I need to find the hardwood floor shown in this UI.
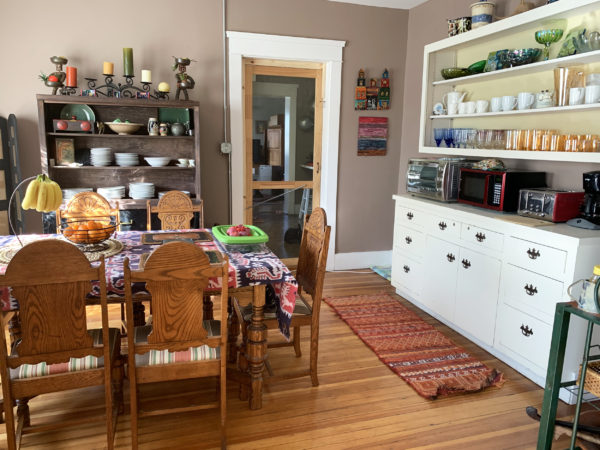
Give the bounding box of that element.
[0,270,588,449]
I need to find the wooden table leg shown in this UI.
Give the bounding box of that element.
[246,285,266,410]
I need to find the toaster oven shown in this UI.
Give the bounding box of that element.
[406,158,476,202]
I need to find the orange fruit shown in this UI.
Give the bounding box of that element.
[87,220,100,230]
[88,229,104,241]
[63,227,74,238]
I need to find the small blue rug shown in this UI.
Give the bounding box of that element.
[371,265,391,281]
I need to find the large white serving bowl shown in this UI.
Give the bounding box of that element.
[144,157,171,167]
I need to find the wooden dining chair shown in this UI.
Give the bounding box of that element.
[56,191,120,232]
[124,241,229,449]
[233,207,331,386]
[146,190,204,231]
[0,240,123,450]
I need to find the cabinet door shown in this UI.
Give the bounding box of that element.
[421,235,459,321]
[391,251,422,296]
[454,247,501,346]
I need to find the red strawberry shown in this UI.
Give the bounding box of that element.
[48,75,59,82]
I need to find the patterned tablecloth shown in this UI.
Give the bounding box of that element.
[0,230,298,338]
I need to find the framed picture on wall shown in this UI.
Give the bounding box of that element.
[55,138,75,166]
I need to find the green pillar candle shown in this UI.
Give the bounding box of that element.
[123,48,133,76]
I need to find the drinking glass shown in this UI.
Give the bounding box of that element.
[475,129,487,149]
[466,129,477,149]
[443,128,454,148]
[492,130,506,150]
[550,134,566,152]
[434,128,444,147]
[484,129,495,149]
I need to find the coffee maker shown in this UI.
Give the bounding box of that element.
[567,171,600,230]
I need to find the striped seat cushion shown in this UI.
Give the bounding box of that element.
[10,328,120,380]
[133,321,221,367]
[241,294,312,322]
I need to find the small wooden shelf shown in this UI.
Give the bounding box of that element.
[429,103,600,119]
[432,50,600,87]
[420,146,600,162]
[47,132,193,139]
[52,165,194,170]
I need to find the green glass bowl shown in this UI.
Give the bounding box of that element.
[441,67,471,80]
[467,60,486,74]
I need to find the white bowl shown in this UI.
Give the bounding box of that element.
[144,157,171,167]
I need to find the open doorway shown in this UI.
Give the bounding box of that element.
[244,60,323,261]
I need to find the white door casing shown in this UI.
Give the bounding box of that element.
[227,31,346,270]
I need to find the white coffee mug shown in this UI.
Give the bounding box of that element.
[189,159,196,167]
[448,103,459,115]
[464,101,476,114]
[585,85,600,104]
[517,92,535,110]
[458,102,468,115]
[476,100,489,114]
[502,95,517,111]
[491,97,502,112]
[569,87,586,105]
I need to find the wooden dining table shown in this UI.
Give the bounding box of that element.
[0,229,298,410]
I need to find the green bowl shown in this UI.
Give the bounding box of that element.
[441,67,471,80]
[468,60,486,74]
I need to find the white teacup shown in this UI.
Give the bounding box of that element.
[464,101,476,114]
[458,102,468,115]
[476,100,489,114]
[177,158,189,167]
[189,159,196,167]
[517,92,535,110]
[491,97,502,112]
[585,85,600,104]
[569,87,586,105]
[448,103,459,115]
[502,95,517,111]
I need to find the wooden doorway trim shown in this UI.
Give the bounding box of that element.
[243,59,324,224]
[228,32,345,270]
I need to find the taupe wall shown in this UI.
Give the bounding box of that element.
[0,0,408,256]
[399,0,600,195]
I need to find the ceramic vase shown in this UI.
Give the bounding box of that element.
[471,1,495,29]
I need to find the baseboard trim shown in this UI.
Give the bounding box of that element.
[333,250,392,271]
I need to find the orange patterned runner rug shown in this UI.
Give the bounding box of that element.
[324,292,504,399]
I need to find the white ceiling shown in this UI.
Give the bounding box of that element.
[328,0,429,9]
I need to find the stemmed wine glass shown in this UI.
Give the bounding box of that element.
[535,29,564,61]
[434,128,444,147]
[443,128,454,148]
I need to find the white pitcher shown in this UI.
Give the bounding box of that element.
[442,89,468,109]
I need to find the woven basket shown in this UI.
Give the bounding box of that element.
[578,361,600,397]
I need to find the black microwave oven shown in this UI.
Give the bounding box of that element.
[458,168,546,211]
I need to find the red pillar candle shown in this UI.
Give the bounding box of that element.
[66,66,77,87]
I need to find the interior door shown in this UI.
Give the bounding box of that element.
[243,59,323,261]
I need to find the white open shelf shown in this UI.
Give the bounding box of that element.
[420,146,600,163]
[429,102,600,119]
[432,50,600,87]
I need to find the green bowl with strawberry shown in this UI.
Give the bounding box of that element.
[212,225,269,244]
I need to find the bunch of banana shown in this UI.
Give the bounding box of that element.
[21,174,63,212]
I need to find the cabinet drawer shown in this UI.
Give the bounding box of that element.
[393,225,425,258]
[396,205,428,229]
[426,214,461,239]
[391,253,422,296]
[461,224,503,252]
[505,237,567,280]
[495,303,552,372]
[502,264,564,324]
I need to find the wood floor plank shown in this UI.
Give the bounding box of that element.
[0,270,587,449]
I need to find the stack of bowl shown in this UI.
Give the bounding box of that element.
[62,187,93,200]
[114,153,139,167]
[97,186,125,199]
[90,148,113,166]
[129,182,155,199]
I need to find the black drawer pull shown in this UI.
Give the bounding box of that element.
[527,248,541,260]
[524,284,538,296]
[439,221,447,230]
[461,259,471,269]
[407,212,414,220]
[520,324,533,337]
[475,232,486,242]
[446,253,455,262]
[403,265,410,273]
[405,236,412,244]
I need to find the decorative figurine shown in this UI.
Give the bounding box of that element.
[378,68,390,110]
[355,68,367,110]
[366,78,379,110]
[39,56,68,95]
[172,57,196,100]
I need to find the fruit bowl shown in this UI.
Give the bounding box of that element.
[61,218,117,247]
[211,225,269,244]
[106,122,143,135]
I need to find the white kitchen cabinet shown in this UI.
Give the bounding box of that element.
[419,0,600,163]
[392,194,600,403]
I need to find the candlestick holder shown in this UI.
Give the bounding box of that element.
[61,86,78,96]
[84,74,167,100]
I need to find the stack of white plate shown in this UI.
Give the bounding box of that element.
[90,147,113,166]
[129,182,155,199]
[63,187,93,200]
[158,190,190,199]
[114,153,139,167]
[97,186,126,199]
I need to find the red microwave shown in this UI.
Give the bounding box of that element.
[458,168,546,212]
